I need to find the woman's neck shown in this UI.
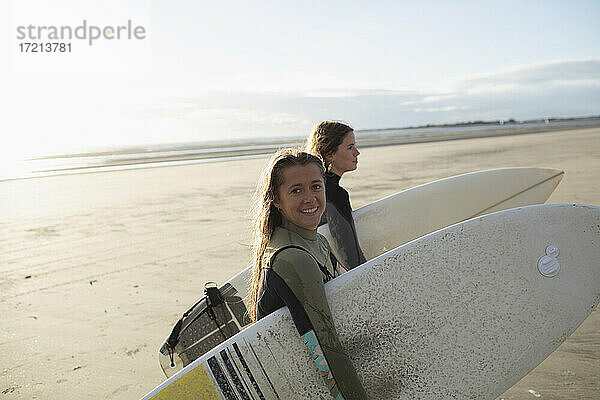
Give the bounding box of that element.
[329,166,344,177]
[281,218,318,240]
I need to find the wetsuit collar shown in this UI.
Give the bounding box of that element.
[326,171,341,185]
[281,218,318,241]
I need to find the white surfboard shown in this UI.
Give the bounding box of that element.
[320,167,565,260]
[145,204,600,399]
[158,167,563,376]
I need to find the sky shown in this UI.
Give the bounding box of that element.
[1,0,599,158]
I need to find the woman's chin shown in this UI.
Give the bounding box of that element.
[295,214,322,230]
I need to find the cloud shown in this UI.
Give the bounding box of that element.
[414,106,464,113]
[408,59,600,122]
[295,58,600,127]
[463,59,600,87]
[138,58,600,141]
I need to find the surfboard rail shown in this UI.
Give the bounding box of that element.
[157,167,564,379]
[145,204,600,399]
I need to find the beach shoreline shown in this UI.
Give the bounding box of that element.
[5,120,600,183]
[1,127,599,399]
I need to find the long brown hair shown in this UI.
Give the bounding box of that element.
[248,148,325,322]
[305,120,353,170]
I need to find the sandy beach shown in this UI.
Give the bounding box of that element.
[1,127,599,399]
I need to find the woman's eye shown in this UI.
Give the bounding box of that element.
[312,184,322,190]
[291,188,301,194]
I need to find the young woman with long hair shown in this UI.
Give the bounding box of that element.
[248,148,368,400]
[306,120,366,270]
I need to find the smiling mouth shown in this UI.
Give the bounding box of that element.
[300,206,319,214]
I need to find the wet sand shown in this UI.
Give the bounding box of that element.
[1,127,599,399]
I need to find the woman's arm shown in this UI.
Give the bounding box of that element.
[325,197,367,269]
[269,248,368,399]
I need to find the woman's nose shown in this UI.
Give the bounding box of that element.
[355,148,360,156]
[303,192,315,202]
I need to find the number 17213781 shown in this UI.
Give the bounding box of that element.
[19,42,72,52]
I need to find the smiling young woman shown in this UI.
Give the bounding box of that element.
[273,163,325,231]
[306,120,366,270]
[248,148,368,400]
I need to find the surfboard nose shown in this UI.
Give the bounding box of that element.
[528,167,564,198]
[534,167,564,184]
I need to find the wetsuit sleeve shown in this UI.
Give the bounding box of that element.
[264,269,313,335]
[271,248,369,400]
[325,198,367,269]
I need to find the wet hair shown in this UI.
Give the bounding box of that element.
[305,120,354,170]
[248,148,325,322]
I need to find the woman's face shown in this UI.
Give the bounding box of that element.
[274,163,325,230]
[327,131,360,176]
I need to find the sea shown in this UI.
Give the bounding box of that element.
[3,119,599,182]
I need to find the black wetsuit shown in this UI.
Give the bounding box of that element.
[257,219,368,400]
[321,171,366,270]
